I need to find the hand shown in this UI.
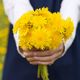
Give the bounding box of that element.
[21,43,65,65]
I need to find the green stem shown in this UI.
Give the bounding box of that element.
[38,65,49,80]
[38,65,42,78]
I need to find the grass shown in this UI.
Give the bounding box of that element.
[0,0,9,80]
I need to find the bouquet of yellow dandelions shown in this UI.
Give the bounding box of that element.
[13,8,74,80]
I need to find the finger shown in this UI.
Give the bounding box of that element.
[23,52,33,57]
[23,51,53,57]
[29,60,55,65]
[26,51,62,62]
[29,53,60,65]
[23,48,62,58]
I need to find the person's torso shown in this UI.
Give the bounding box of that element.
[30,0,62,12]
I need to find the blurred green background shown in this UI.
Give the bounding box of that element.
[0,0,9,80]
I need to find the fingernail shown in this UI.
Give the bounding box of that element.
[23,52,28,56]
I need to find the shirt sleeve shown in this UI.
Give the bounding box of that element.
[60,0,79,56]
[14,0,33,24]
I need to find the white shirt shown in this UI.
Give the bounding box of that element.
[3,0,80,58]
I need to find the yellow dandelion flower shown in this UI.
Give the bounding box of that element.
[29,27,51,50]
[63,18,74,40]
[51,32,63,49]
[30,16,47,28]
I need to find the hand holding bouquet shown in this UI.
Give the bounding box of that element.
[13,8,74,80]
